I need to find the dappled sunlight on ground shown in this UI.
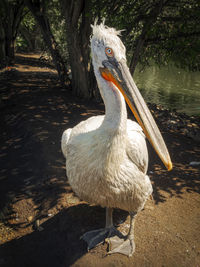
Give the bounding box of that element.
[0,54,199,266]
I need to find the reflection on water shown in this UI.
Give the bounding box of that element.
[134,64,200,116]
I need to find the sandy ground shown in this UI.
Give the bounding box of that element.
[0,54,200,267]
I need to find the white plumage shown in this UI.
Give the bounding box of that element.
[62,22,171,256]
[63,115,152,212]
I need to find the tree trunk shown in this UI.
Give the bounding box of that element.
[4,1,15,64]
[19,25,35,51]
[25,0,70,87]
[130,0,166,75]
[60,0,95,99]
[66,21,90,97]
[130,36,145,75]
[0,0,25,65]
[5,37,15,65]
[0,19,6,66]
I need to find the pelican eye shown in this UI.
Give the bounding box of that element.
[105,47,114,57]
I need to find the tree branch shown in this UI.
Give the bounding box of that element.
[146,31,200,44]
[129,0,167,74]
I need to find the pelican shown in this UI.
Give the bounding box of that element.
[61,22,172,256]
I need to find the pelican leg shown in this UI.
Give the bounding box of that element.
[81,208,120,251]
[108,212,137,257]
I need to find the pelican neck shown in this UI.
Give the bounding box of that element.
[97,75,127,134]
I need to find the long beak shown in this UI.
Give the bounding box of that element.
[99,58,172,171]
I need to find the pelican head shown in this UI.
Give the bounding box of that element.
[91,22,172,171]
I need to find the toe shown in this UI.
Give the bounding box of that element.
[81,228,110,250]
[108,239,135,257]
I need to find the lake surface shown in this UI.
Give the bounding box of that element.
[134,64,200,116]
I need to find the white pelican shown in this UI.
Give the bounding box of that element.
[62,23,172,256]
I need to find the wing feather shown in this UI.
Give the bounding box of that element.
[126,120,148,174]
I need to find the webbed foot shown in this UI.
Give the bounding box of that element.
[81,226,120,250]
[107,235,135,257]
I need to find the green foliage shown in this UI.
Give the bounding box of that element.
[89,0,200,71]
[16,35,28,49]
[14,0,200,72]
[47,0,69,64]
[22,8,35,30]
[16,8,45,52]
[141,0,200,70]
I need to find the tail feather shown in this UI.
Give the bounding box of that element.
[61,128,72,158]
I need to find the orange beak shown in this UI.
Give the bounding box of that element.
[99,59,172,171]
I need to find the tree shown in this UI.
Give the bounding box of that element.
[103,0,200,73]
[59,0,95,98]
[0,0,25,66]
[143,0,200,71]
[25,0,70,86]
[0,17,6,63]
[57,0,200,98]
[1,0,199,97]
[18,10,43,51]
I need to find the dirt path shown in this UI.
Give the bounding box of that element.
[0,54,200,267]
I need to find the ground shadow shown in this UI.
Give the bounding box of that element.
[0,204,128,267]
[147,130,200,204]
[0,59,104,232]
[0,53,200,266]
[1,54,200,218]
[15,54,55,70]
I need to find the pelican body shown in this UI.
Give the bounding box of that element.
[62,23,172,256]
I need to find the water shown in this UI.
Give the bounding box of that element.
[134,64,200,116]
